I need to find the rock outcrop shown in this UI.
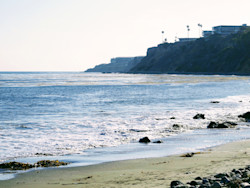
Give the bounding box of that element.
[139,137,151,143]
[238,112,250,122]
[0,160,69,170]
[207,121,237,129]
[193,114,205,119]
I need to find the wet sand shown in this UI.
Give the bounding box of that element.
[1,140,250,188]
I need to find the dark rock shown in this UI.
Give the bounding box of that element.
[171,180,184,188]
[193,114,205,119]
[211,181,222,188]
[36,160,68,167]
[173,124,182,129]
[0,160,69,171]
[217,123,230,128]
[199,183,211,188]
[0,162,34,170]
[139,137,151,143]
[195,177,203,180]
[189,180,202,186]
[229,172,235,177]
[202,178,210,184]
[238,112,250,122]
[208,177,221,184]
[207,121,219,128]
[239,168,244,172]
[210,101,220,103]
[242,171,250,178]
[235,170,243,175]
[235,173,242,178]
[170,117,176,119]
[181,153,195,157]
[221,176,231,184]
[228,179,243,187]
[153,140,163,144]
[246,166,250,171]
[207,121,237,129]
[214,173,229,178]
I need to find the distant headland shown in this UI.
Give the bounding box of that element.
[85,24,250,75]
[85,56,144,73]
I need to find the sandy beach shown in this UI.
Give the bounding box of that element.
[0,139,250,188]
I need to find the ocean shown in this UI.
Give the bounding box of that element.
[0,72,250,179]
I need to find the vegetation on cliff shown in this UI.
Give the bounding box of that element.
[130,28,250,75]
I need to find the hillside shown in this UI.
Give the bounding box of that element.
[129,28,250,75]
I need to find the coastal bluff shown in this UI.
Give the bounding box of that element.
[85,56,144,73]
[85,28,250,75]
[130,28,250,75]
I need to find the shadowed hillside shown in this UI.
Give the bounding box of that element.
[130,28,250,75]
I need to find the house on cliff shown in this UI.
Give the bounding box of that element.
[203,24,249,37]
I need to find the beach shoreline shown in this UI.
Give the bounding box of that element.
[1,139,250,188]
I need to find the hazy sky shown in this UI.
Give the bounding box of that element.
[0,0,249,71]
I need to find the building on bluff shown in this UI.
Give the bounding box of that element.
[203,24,249,37]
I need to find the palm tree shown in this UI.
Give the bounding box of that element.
[161,31,164,43]
[187,25,190,39]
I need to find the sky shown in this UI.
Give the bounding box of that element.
[0,0,249,71]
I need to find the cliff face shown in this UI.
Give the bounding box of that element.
[85,56,144,73]
[130,29,250,75]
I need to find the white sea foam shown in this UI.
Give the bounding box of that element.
[0,73,250,163]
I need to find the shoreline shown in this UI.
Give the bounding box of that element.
[1,125,250,180]
[1,139,250,188]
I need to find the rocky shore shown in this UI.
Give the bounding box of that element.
[171,165,250,188]
[1,140,250,188]
[1,111,249,171]
[138,112,249,143]
[0,111,250,188]
[168,112,250,188]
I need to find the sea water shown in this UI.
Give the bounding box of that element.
[0,72,250,179]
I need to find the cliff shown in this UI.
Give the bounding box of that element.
[85,56,144,73]
[130,28,250,75]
